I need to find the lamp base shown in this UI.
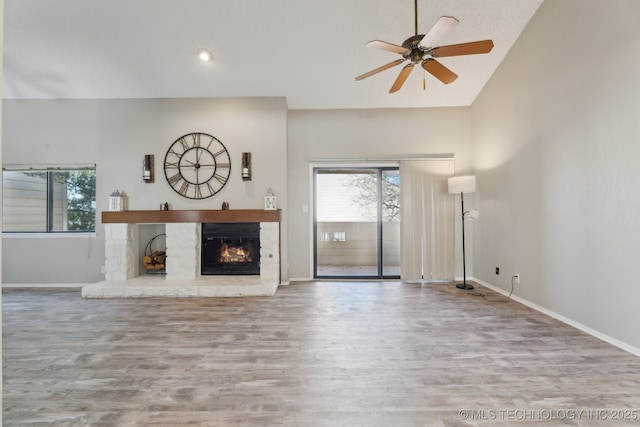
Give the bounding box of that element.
[455,283,474,290]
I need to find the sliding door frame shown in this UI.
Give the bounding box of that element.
[312,165,400,280]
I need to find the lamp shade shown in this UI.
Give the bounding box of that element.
[448,175,476,194]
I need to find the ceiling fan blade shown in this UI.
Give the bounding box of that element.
[422,59,458,84]
[419,16,459,48]
[431,40,494,57]
[365,40,410,55]
[355,59,406,81]
[389,63,415,93]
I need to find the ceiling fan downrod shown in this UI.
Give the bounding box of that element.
[414,0,419,37]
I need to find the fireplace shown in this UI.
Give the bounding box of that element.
[88,210,280,298]
[201,222,261,275]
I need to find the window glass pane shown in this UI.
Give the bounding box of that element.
[316,171,377,222]
[382,170,401,276]
[2,168,96,233]
[316,170,378,276]
[2,171,48,232]
[50,170,96,232]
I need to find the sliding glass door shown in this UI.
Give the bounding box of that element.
[381,169,401,277]
[314,167,400,279]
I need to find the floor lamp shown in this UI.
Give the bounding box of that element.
[447,175,476,290]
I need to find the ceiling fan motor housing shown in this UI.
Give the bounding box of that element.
[402,35,430,63]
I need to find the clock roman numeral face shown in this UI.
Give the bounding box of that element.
[163,132,231,199]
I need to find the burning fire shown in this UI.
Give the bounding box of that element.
[218,242,253,263]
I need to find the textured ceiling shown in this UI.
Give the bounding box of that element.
[2,0,544,109]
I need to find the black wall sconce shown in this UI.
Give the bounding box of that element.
[143,154,154,183]
[241,152,252,181]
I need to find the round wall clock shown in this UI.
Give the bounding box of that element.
[163,132,231,199]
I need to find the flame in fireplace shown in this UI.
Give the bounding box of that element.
[218,242,253,263]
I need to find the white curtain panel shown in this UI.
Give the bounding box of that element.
[399,160,454,281]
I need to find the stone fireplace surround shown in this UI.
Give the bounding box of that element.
[81,209,281,298]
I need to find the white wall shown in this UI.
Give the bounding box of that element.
[287,108,472,279]
[471,0,640,349]
[4,98,472,284]
[1,0,5,410]
[2,97,288,283]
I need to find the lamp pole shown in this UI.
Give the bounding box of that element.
[457,191,474,290]
[447,175,476,291]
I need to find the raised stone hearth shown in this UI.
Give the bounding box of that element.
[82,209,281,298]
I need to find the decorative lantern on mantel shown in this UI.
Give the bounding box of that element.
[108,190,125,211]
[264,188,277,210]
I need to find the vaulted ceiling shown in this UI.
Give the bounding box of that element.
[3,0,543,109]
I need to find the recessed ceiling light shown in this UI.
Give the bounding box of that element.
[197,48,212,62]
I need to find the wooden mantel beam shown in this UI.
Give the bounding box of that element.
[102,209,281,224]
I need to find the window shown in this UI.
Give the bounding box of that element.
[2,165,96,233]
[333,231,346,242]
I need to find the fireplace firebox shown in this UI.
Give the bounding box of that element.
[201,223,260,275]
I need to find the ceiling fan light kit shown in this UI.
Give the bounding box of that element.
[356,0,494,93]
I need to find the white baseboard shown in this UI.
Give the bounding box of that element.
[472,277,640,358]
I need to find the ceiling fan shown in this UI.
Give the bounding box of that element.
[356,0,494,93]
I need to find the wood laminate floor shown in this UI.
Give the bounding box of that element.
[3,282,640,426]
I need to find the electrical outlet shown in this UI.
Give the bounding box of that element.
[514,274,520,284]
[495,267,500,275]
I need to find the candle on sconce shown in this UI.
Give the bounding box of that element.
[241,152,252,181]
[143,154,154,183]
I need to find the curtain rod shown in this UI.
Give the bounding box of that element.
[3,163,96,171]
[309,154,454,162]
